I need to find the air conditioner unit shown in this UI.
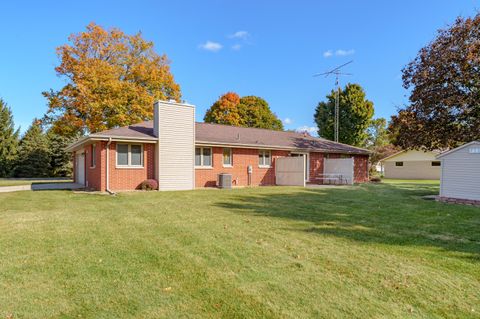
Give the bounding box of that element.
[218,173,232,189]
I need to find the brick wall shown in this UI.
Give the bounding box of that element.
[85,141,105,191]
[308,152,325,183]
[108,142,155,191]
[74,143,369,191]
[195,147,289,187]
[353,155,369,183]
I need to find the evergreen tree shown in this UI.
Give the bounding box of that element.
[0,99,19,177]
[46,129,74,177]
[15,120,51,177]
[314,83,374,147]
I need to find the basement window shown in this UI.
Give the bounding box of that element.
[116,144,143,167]
[259,150,271,167]
[431,161,441,166]
[395,161,403,167]
[195,147,212,167]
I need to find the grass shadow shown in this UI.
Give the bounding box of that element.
[214,183,480,260]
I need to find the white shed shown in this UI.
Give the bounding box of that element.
[437,141,480,203]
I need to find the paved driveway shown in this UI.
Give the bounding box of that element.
[0,183,84,193]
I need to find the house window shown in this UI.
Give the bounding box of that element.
[116,144,143,167]
[90,143,96,168]
[395,161,403,167]
[469,147,480,154]
[195,147,212,167]
[431,161,441,166]
[259,150,271,167]
[223,148,232,166]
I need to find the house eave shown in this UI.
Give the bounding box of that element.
[195,140,370,155]
[65,135,157,152]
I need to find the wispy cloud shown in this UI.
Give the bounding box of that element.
[231,44,242,51]
[335,49,355,56]
[323,49,355,58]
[283,118,292,125]
[199,41,223,52]
[296,126,317,136]
[229,31,249,40]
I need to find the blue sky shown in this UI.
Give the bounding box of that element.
[0,0,478,134]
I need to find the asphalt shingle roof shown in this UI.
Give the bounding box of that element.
[90,120,369,155]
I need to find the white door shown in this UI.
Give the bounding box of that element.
[291,153,309,181]
[76,153,85,185]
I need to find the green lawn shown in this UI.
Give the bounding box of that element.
[1,182,479,318]
[0,178,72,187]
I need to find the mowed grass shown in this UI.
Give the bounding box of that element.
[1,182,479,318]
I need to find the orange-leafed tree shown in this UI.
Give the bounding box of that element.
[43,23,181,136]
[204,92,284,130]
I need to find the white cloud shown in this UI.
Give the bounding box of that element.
[231,44,242,50]
[335,49,355,56]
[296,126,317,135]
[199,41,223,52]
[323,49,355,58]
[229,31,249,40]
[283,117,292,125]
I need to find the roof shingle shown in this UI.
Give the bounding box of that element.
[89,120,369,154]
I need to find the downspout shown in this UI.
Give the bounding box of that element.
[105,138,115,195]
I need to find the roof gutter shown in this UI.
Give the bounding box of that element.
[195,141,370,155]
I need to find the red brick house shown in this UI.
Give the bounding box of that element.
[66,101,369,192]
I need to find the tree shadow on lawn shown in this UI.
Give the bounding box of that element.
[214,183,480,261]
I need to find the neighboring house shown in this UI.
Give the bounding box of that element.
[380,150,441,179]
[66,101,370,191]
[437,141,480,205]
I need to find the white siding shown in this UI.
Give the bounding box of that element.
[155,101,195,191]
[384,161,440,179]
[440,142,480,201]
[384,150,438,162]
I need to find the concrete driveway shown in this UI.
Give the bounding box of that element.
[0,183,84,193]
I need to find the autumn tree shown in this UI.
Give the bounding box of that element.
[314,83,374,147]
[390,14,480,150]
[365,117,399,168]
[204,92,284,130]
[14,120,51,178]
[0,99,19,177]
[43,23,181,136]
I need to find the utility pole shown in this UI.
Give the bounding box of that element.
[313,60,353,143]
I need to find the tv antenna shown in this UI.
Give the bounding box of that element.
[313,60,353,143]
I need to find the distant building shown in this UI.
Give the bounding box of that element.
[380,150,441,179]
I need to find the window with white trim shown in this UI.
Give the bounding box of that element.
[259,150,271,167]
[195,147,212,167]
[116,144,143,167]
[90,143,96,168]
[223,148,232,166]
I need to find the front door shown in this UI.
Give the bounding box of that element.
[291,153,309,181]
[76,153,85,185]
